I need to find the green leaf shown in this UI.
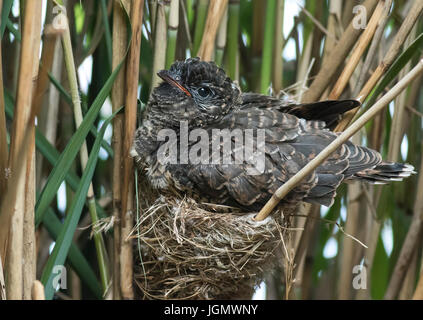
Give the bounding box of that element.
[41,109,121,300]
[34,49,128,226]
[42,209,103,299]
[6,18,21,41]
[47,73,114,158]
[0,0,13,38]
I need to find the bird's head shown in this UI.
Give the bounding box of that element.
[147,57,241,128]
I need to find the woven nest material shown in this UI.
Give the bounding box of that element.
[132,177,297,300]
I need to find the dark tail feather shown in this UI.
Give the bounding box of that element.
[353,162,416,184]
[285,100,360,130]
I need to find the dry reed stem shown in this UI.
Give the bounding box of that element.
[384,146,423,299]
[148,0,157,36]
[353,0,392,96]
[291,1,340,289]
[111,0,131,300]
[0,0,42,300]
[336,0,423,131]
[36,4,64,188]
[23,26,60,301]
[399,250,418,299]
[387,25,417,162]
[348,7,422,298]
[296,34,313,100]
[298,2,335,42]
[31,280,45,300]
[165,0,179,68]
[168,0,179,30]
[323,0,342,65]
[216,7,228,50]
[292,204,319,281]
[254,59,423,222]
[413,268,423,300]
[197,0,228,61]
[0,40,7,196]
[151,3,167,89]
[120,184,134,299]
[327,1,385,101]
[120,0,145,300]
[179,0,192,49]
[0,255,5,300]
[23,52,39,300]
[338,134,362,299]
[354,185,377,300]
[301,0,378,103]
[272,0,284,94]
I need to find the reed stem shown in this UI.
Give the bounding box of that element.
[260,0,277,94]
[226,0,240,81]
[166,0,179,68]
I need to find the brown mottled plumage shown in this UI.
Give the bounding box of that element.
[131,58,415,212]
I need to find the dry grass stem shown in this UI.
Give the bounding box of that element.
[0,0,43,300]
[272,0,284,94]
[339,134,362,299]
[413,269,423,299]
[337,0,423,130]
[111,0,131,300]
[23,24,59,301]
[298,2,336,41]
[328,0,385,101]
[353,0,393,96]
[0,40,7,195]
[151,3,167,89]
[216,7,228,50]
[387,25,417,162]
[0,255,5,300]
[31,280,45,300]
[120,0,145,300]
[384,147,423,299]
[197,0,228,61]
[301,0,378,103]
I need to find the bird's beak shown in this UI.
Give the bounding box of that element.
[157,70,192,97]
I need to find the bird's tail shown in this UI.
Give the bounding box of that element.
[351,162,416,184]
[284,99,360,129]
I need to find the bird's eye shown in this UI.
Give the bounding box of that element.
[197,86,212,98]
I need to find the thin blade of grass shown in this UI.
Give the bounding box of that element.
[42,208,103,299]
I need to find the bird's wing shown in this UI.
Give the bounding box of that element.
[167,108,377,210]
[240,93,360,130]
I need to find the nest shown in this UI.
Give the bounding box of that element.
[132,177,297,300]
